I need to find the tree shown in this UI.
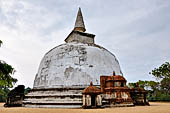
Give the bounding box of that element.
[128,82,136,88]
[150,62,170,94]
[0,60,17,88]
[151,62,170,79]
[128,80,159,91]
[0,40,17,88]
[0,87,10,102]
[0,40,17,102]
[128,62,170,101]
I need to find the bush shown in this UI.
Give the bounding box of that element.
[0,88,10,102]
[148,94,170,101]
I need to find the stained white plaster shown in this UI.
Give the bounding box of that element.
[33,42,122,88]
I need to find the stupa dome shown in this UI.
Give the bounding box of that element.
[33,8,122,89]
[33,42,122,88]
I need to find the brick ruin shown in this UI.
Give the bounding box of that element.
[82,72,149,108]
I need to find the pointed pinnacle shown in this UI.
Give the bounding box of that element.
[74,8,86,32]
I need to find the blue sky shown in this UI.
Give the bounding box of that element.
[0,0,170,88]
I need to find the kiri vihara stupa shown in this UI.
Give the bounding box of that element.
[23,8,123,108]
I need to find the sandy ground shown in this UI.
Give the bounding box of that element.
[0,102,170,113]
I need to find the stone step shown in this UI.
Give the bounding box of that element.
[25,95,82,99]
[27,92,82,95]
[23,88,84,108]
[24,98,82,102]
[24,104,82,108]
[26,93,82,97]
[23,100,82,104]
[28,90,82,94]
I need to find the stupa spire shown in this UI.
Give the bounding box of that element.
[64,8,95,44]
[74,7,86,32]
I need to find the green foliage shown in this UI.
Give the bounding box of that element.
[131,62,170,101]
[0,88,10,102]
[129,79,170,101]
[128,80,147,89]
[24,87,31,95]
[151,62,170,79]
[0,60,17,102]
[128,82,136,88]
[148,94,170,101]
[0,40,17,88]
[128,80,159,91]
[0,60,17,88]
[137,80,146,88]
[150,62,170,94]
[0,40,18,102]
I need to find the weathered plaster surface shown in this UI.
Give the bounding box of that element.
[34,42,122,88]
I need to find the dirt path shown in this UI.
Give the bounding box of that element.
[0,102,170,113]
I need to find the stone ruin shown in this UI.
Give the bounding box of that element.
[4,85,25,107]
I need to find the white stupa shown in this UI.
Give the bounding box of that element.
[24,8,123,108]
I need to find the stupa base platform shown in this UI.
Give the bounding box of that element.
[23,87,87,108]
[24,104,82,108]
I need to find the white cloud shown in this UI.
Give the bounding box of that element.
[0,0,170,87]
